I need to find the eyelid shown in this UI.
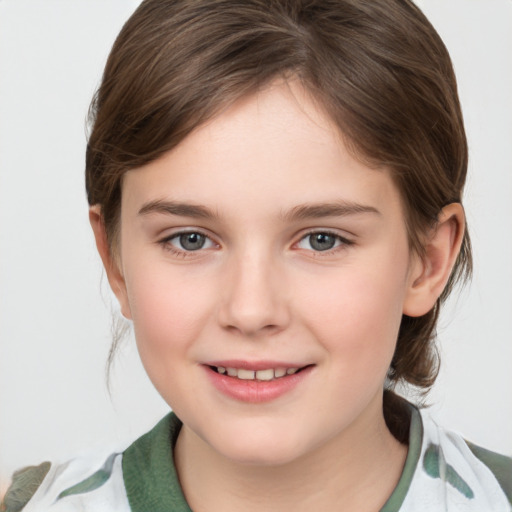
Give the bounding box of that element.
[157,225,217,241]
[298,227,354,241]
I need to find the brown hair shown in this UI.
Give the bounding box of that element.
[86,0,472,396]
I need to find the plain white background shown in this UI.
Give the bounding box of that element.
[1,0,511,488]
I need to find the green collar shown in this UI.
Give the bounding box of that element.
[380,404,423,511]
[122,413,191,512]
[122,406,423,511]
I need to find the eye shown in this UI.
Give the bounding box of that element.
[296,231,351,252]
[164,231,216,251]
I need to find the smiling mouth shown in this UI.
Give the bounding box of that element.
[208,365,311,381]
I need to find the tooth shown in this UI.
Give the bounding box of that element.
[217,366,226,374]
[227,367,237,377]
[286,368,298,375]
[256,369,274,381]
[238,369,256,380]
[274,368,286,378]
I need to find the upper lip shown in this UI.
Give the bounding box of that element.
[203,360,311,370]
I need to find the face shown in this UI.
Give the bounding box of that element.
[114,80,420,465]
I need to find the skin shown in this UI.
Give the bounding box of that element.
[91,79,464,511]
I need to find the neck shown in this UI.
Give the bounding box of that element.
[174,394,408,512]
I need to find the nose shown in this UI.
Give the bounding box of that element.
[217,249,290,337]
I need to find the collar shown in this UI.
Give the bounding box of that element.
[122,405,424,512]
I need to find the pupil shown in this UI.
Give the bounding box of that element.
[180,233,205,251]
[310,233,335,251]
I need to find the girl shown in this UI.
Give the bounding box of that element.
[2,0,511,510]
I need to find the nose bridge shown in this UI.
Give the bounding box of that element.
[218,241,288,336]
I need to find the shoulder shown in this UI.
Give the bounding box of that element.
[417,408,512,509]
[1,413,182,512]
[1,451,130,512]
[465,439,512,504]
[2,461,51,512]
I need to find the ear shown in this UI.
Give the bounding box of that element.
[403,203,465,317]
[89,205,132,319]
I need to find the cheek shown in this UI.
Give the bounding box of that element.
[123,266,221,412]
[298,256,409,374]
[122,262,215,375]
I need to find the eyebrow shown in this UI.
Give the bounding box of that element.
[138,199,380,220]
[138,200,217,219]
[281,201,380,221]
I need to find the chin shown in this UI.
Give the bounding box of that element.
[211,429,309,467]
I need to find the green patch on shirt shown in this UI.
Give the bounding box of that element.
[2,461,51,512]
[57,453,117,500]
[423,443,474,499]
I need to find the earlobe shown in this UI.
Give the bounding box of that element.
[403,203,465,317]
[89,206,132,319]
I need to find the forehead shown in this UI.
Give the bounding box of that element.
[121,79,404,221]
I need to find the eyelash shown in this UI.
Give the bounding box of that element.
[158,230,216,258]
[296,230,354,256]
[157,229,354,258]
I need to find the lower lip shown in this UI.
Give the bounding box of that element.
[204,366,313,403]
